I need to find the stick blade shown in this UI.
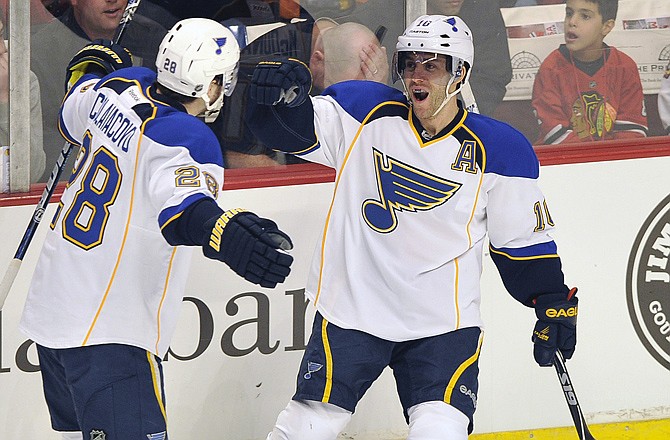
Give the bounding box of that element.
[0,259,22,311]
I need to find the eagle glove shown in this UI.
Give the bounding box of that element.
[532,288,578,367]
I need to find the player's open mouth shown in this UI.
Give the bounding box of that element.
[412,88,428,102]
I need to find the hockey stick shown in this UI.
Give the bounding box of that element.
[553,350,596,440]
[0,0,141,311]
[460,82,480,114]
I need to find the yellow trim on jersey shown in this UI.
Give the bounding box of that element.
[146,351,168,423]
[83,81,158,345]
[280,139,320,156]
[489,246,560,260]
[444,331,484,404]
[155,248,177,354]
[314,101,410,304]
[408,109,468,148]
[321,318,334,402]
[462,125,487,249]
[160,210,183,231]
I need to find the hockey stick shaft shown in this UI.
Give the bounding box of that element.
[0,0,141,311]
[460,82,479,114]
[553,350,596,440]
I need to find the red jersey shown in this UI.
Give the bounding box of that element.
[532,44,648,144]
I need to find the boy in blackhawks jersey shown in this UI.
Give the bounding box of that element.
[19,18,293,440]
[246,14,580,439]
[532,0,648,144]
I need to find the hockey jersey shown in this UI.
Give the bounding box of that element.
[532,44,648,144]
[20,67,224,357]
[247,80,568,341]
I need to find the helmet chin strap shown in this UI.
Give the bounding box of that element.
[430,75,461,118]
[200,90,224,123]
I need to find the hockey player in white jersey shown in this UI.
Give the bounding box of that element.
[246,15,580,439]
[20,18,293,440]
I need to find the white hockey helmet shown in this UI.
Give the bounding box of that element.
[156,18,240,120]
[394,15,473,81]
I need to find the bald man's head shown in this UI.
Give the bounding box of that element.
[310,22,384,91]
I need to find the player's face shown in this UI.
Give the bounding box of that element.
[564,0,614,61]
[400,52,453,119]
[70,0,127,40]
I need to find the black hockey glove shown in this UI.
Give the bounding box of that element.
[65,39,133,91]
[250,57,312,108]
[203,209,294,288]
[532,288,578,367]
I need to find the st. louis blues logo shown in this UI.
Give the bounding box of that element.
[363,149,462,233]
[214,37,227,54]
[304,361,323,379]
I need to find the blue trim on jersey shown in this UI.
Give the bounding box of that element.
[145,115,224,166]
[322,80,407,124]
[490,241,559,259]
[464,113,539,179]
[158,193,209,230]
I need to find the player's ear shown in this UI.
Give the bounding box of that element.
[454,65,466,84]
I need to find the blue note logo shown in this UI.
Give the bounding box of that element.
[363,149,461,233]
[214,37,228,55]
[304,361,323,379]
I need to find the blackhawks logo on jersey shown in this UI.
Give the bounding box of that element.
[571,92,617,140]
[362,148,461,233]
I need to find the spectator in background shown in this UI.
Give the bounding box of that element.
[532,0,647,144]
[214,1,388,168]
[500,1,566,6]
[1,0,54,26]
[309,21,388,95]
[0,18,45,182]
[659,62,670,135]
[427,0,513,116]
[210,0,316,168]
[30,0,167,182]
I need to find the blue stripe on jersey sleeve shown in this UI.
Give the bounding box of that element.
[144,114,224,166]
[158,193,209,230]
[322,80,407,123]
[490,241,558,259]
[465,113,539,179]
